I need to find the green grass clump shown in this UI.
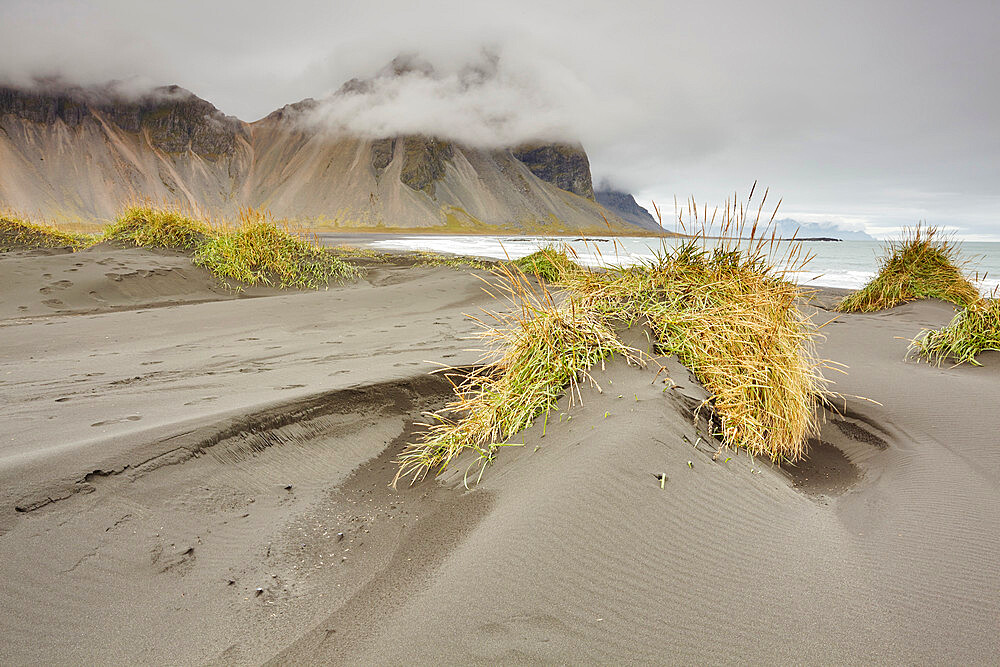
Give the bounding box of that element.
[193,216,358,289]
[394,264,639,485]
[412,250,489,270]
[101,206,213,250]
[512,246,579,282]
[331,244,389,262]
[0,214,88,251]
[910,297,1000,366]
[838,225,979,312]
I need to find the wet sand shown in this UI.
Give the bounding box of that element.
[1,246,998,664]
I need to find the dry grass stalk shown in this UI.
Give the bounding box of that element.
[396,185,831,485]
[563,235,825,463]
[838,224,979,312]
[393,262,641,486]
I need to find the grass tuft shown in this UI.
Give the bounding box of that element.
[6,205,360,290]
[910,296,1000,366]
[331,244,389,262]
[511,246,579,282]
[193,210,358,289]
[396,185,831,485]
[393,263,640,486]
[564,240,825,463]
[412,250,489,270]
[102,206,213,250]
[838,224,979,312]
[0,213,89,251]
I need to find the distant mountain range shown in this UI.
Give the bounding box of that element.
[771,218,874,241]
[0,63,662,235]
[589,193,874,241]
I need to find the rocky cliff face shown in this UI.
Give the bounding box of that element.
[594,187,664,232]
[399,137,454,195]
[0,84,246,158]
[0,81,642,233]
[512,143,595,200]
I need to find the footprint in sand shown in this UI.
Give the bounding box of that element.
[91,415,143,427]
[41,299,64,308]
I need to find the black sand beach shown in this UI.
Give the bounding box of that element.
[1,245,999,664]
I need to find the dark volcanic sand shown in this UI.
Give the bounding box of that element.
[1,247,999,665]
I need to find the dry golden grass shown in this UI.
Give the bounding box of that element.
[331,244,389,262]
[838,224,979,312]
[393,263,641,486]
[395,184,831,484]
[564,242,825,462]
[3,202,360,289]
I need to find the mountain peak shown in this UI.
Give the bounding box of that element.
[594,184,664,232]
[0,81,246,157]
[0,72,650,234]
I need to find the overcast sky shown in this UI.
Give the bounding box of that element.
[2,0,998,238]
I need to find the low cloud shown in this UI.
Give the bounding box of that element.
[292,51,588,147]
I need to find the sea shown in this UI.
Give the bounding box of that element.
[363,235,1000,295]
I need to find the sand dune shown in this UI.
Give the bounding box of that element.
[1,248,999,665]
[0,245,279,320]
[277,313,1000,664]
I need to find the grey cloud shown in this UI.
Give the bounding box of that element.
[1,0,998,237]
[292,50,594,147]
